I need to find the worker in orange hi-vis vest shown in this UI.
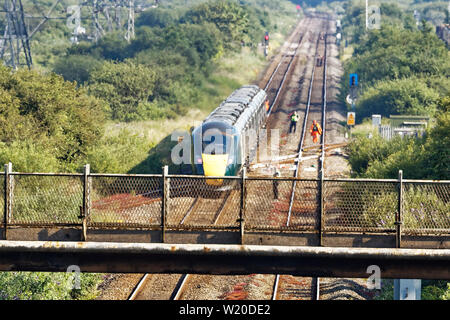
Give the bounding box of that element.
[310,120,323,144]
[265,99,270,112]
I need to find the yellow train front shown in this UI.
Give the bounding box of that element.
[192,85,267,185]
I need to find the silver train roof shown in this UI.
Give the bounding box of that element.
[203,85,267,131]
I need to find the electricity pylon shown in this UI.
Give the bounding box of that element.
[0,0,32,69]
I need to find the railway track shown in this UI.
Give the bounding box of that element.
[129,184,237,300]
[125,14,334,301]
[179,189,232,226]
[263,18,309,118]
[272,17,329,301]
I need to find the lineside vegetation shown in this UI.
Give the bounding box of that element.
[0,0,299,300]
[340,1,449,181]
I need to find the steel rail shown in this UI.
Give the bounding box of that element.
[286,33,321,227]
[172,187,235,299]
[320,33,328,174]
[212,190,232,225]
[264,20,307,119]
[263,18,307,92]
[128,273,151,300]
[171,274,191,300]
[179,183,235,226]
[272,274,280,300]
[179,198,200,225]
[283,19,329,300]
[266,35,305,119]
[314,277,320,300]
[315,26,329,302]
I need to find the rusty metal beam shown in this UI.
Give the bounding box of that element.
[0,241,449,279]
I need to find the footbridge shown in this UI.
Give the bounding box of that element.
[1,164,449,279]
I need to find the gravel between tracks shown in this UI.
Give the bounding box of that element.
[135,274,184,300]
[179,275,276,300]
[96,274,144,300]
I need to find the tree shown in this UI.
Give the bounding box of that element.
[53,55,102,85]
[356,77,440,119]
[135,8,178,28]
[183,0,250,48]
[348,25,449,87]
[88,60,157,121]
[423,108,450,179]
[0,65,106,172]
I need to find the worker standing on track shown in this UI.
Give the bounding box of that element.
[265,99,270,112]
[310,120,323,144]
[289,111,299,134]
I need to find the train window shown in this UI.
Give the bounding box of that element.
[202,131,229,155]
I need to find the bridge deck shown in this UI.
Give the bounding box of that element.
[1,241,449,279]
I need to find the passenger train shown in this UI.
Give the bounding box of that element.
[192,85,267,183]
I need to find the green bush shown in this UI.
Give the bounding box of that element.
[441,283,450,300]
[364,142,427,179]
[422,109,450,180]
[360,189,397,229]
[86,130,154,174]
[361,186,450,230]
[52,55,103,85]
[135,8,178,28]
[0,272,103,300]
[0,65,106,172]
[342,24,449,99]
[422,286,446,300]
[347,135,417,177]
[347,109,449,180]
[12,175,83,224]
[88,60,157,121]
[183,0,251,48]
[356,77,440,119]
[0,140,60,173]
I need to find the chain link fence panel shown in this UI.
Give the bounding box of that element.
[3,171,449,236]
[402,182,450,234]
[90,175,162,228]
[324,180,398,232]
[245,178,319,231]
[11,174,83,225]
[167,177,240,229]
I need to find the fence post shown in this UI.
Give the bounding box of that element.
[239,167,247,245]
[161,165,169,243]
[81,164,90,241]
[3,162,12,240]
[319,169,324,246]
[396,170,403,248]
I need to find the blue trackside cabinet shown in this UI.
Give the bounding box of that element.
[349,73,358,87]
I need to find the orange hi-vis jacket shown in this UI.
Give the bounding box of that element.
[310,122,323,136]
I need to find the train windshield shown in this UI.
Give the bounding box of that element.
[202,128,231,155]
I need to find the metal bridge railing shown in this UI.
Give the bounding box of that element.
[89,173,162,229]
[1,164,449,244]
[245,178,319,231]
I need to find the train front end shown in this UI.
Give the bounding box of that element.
[192,121,240,186]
